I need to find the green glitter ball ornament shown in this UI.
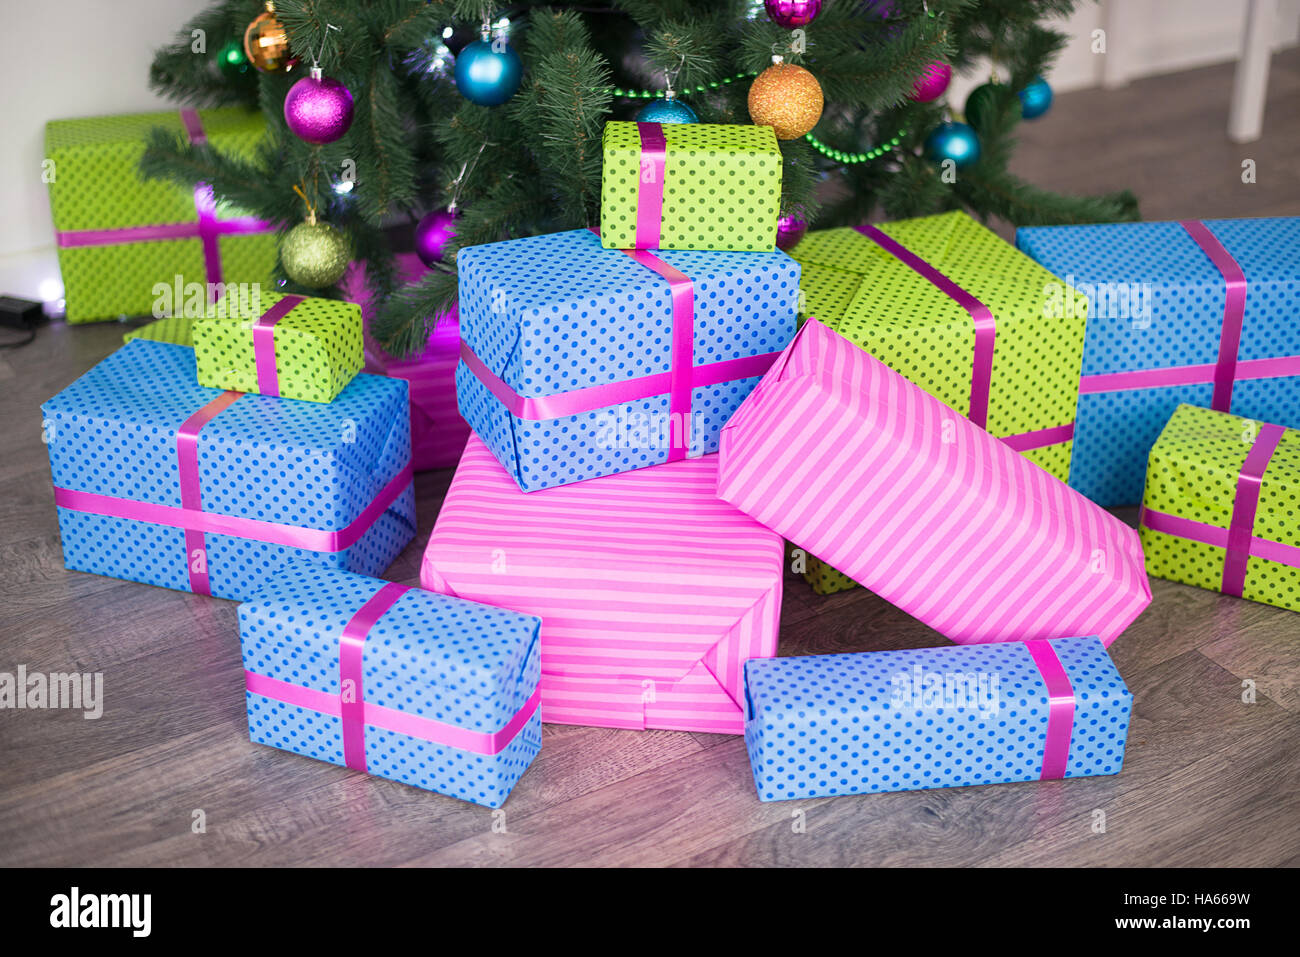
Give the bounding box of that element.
[281,220,350,288]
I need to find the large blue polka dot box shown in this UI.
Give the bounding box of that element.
[456,227,800,492]
[40,339,416,601]
[239,562,542,808]
[1016,217,1300,508]
[743,636,1132,801]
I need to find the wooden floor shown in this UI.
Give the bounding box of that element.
[3,52,1299,868]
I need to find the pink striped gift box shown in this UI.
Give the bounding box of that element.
[421,435,784,733]
[345,253,470,471]
[717,319,1151,647]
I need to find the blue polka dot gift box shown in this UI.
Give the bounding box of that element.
[600,121,782,252]
[1016,217,1300,507]
[456,227,800,492]
[41,339,416,601]
[240,562,542,808]
[743,636,1133,801]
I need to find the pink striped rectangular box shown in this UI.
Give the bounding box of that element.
[717,319,1152,646]
[421,435,784,733]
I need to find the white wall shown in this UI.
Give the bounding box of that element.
[1,0,1298,302]
[0,0,211,299]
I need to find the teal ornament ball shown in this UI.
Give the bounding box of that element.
[1019,75,1053,120]
[454,36,523,106]
[924,121,981,168]
[635,96,698,124]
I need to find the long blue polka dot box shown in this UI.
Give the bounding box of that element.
[743,637,1133,801]
[1016,217,1300,507]
[456,227,800,492]
[239,563,542,808]
[40,339,416,601]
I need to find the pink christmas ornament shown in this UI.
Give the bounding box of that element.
[909,61,952,103]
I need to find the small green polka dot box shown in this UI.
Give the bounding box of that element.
[456,227,800,492]
[743,636,1133,801]
[788,211,1088,594]
[45,107,278,324]
[1139,404,1300,614]
[600,121,782,251]
[123,315,194,347]
[191,289,363,403]
[240,562,542,808]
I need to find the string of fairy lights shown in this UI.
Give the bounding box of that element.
[604,75,908,166]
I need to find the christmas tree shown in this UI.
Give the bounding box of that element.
[143,0,1138,358]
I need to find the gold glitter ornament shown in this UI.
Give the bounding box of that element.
[244,2,291,73]
[281,220,350,288]
[747,57,824,140]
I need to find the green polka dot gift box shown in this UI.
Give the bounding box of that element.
[600,121,782,252]
[45,107,278,324]
[1140,404,1300,613]
[743,636,1132,801]
[193,289,363,404]
[789,211,1088,594]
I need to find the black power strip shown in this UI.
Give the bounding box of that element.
[0,296,44,330]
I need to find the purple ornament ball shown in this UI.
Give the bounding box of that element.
[415,208,457,268]
[765,0,823,30]
[775,215,807,252]
[909,61,952,103]
[284,70,354,145]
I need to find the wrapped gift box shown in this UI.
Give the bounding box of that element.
[124,315,193,346]
[193,289,362,403]
[240,562,542,808]
[717,319,1152,646]
[600,121,781,251]
[790,212,1088,595]
[344,254,470,471]
[41,340,416,601]
[46,107,278,323]
[1140,404,1300,612]
[744,636,1132,801]
[1017,216,1300,506]
[457,227,800,492]
[421,435,784,734]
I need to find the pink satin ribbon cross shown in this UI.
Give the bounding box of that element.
[1024,639,1076,780]
[177,390,243,594]
[251,295,304,396]
[54,109,274,296]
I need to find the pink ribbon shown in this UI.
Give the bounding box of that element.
[1024,639,1075,780]
[1078,221,1268,402]
[1000,422,1076,453]
[251,295,304,396]
[244,666,542,764]
[177,390,243,593]
[460,230,776,460]
[54,463,412,553]
[635,123,667,249]
[1140,501,1300,573]
[338,583,409,772]
[1181,220,1248,412]
[854,224,997,429]
[1223,423,1285,596]
[54,109,274,295]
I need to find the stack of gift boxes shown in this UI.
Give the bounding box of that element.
[40,111,1299,809]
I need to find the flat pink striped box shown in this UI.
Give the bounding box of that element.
[421,435,784,733]
[717,319,1151,646]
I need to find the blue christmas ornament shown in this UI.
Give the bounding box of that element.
[924,121,981,168]
[454,34,523,106]
[634,95,698,124]
[1018,75,1053,120]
